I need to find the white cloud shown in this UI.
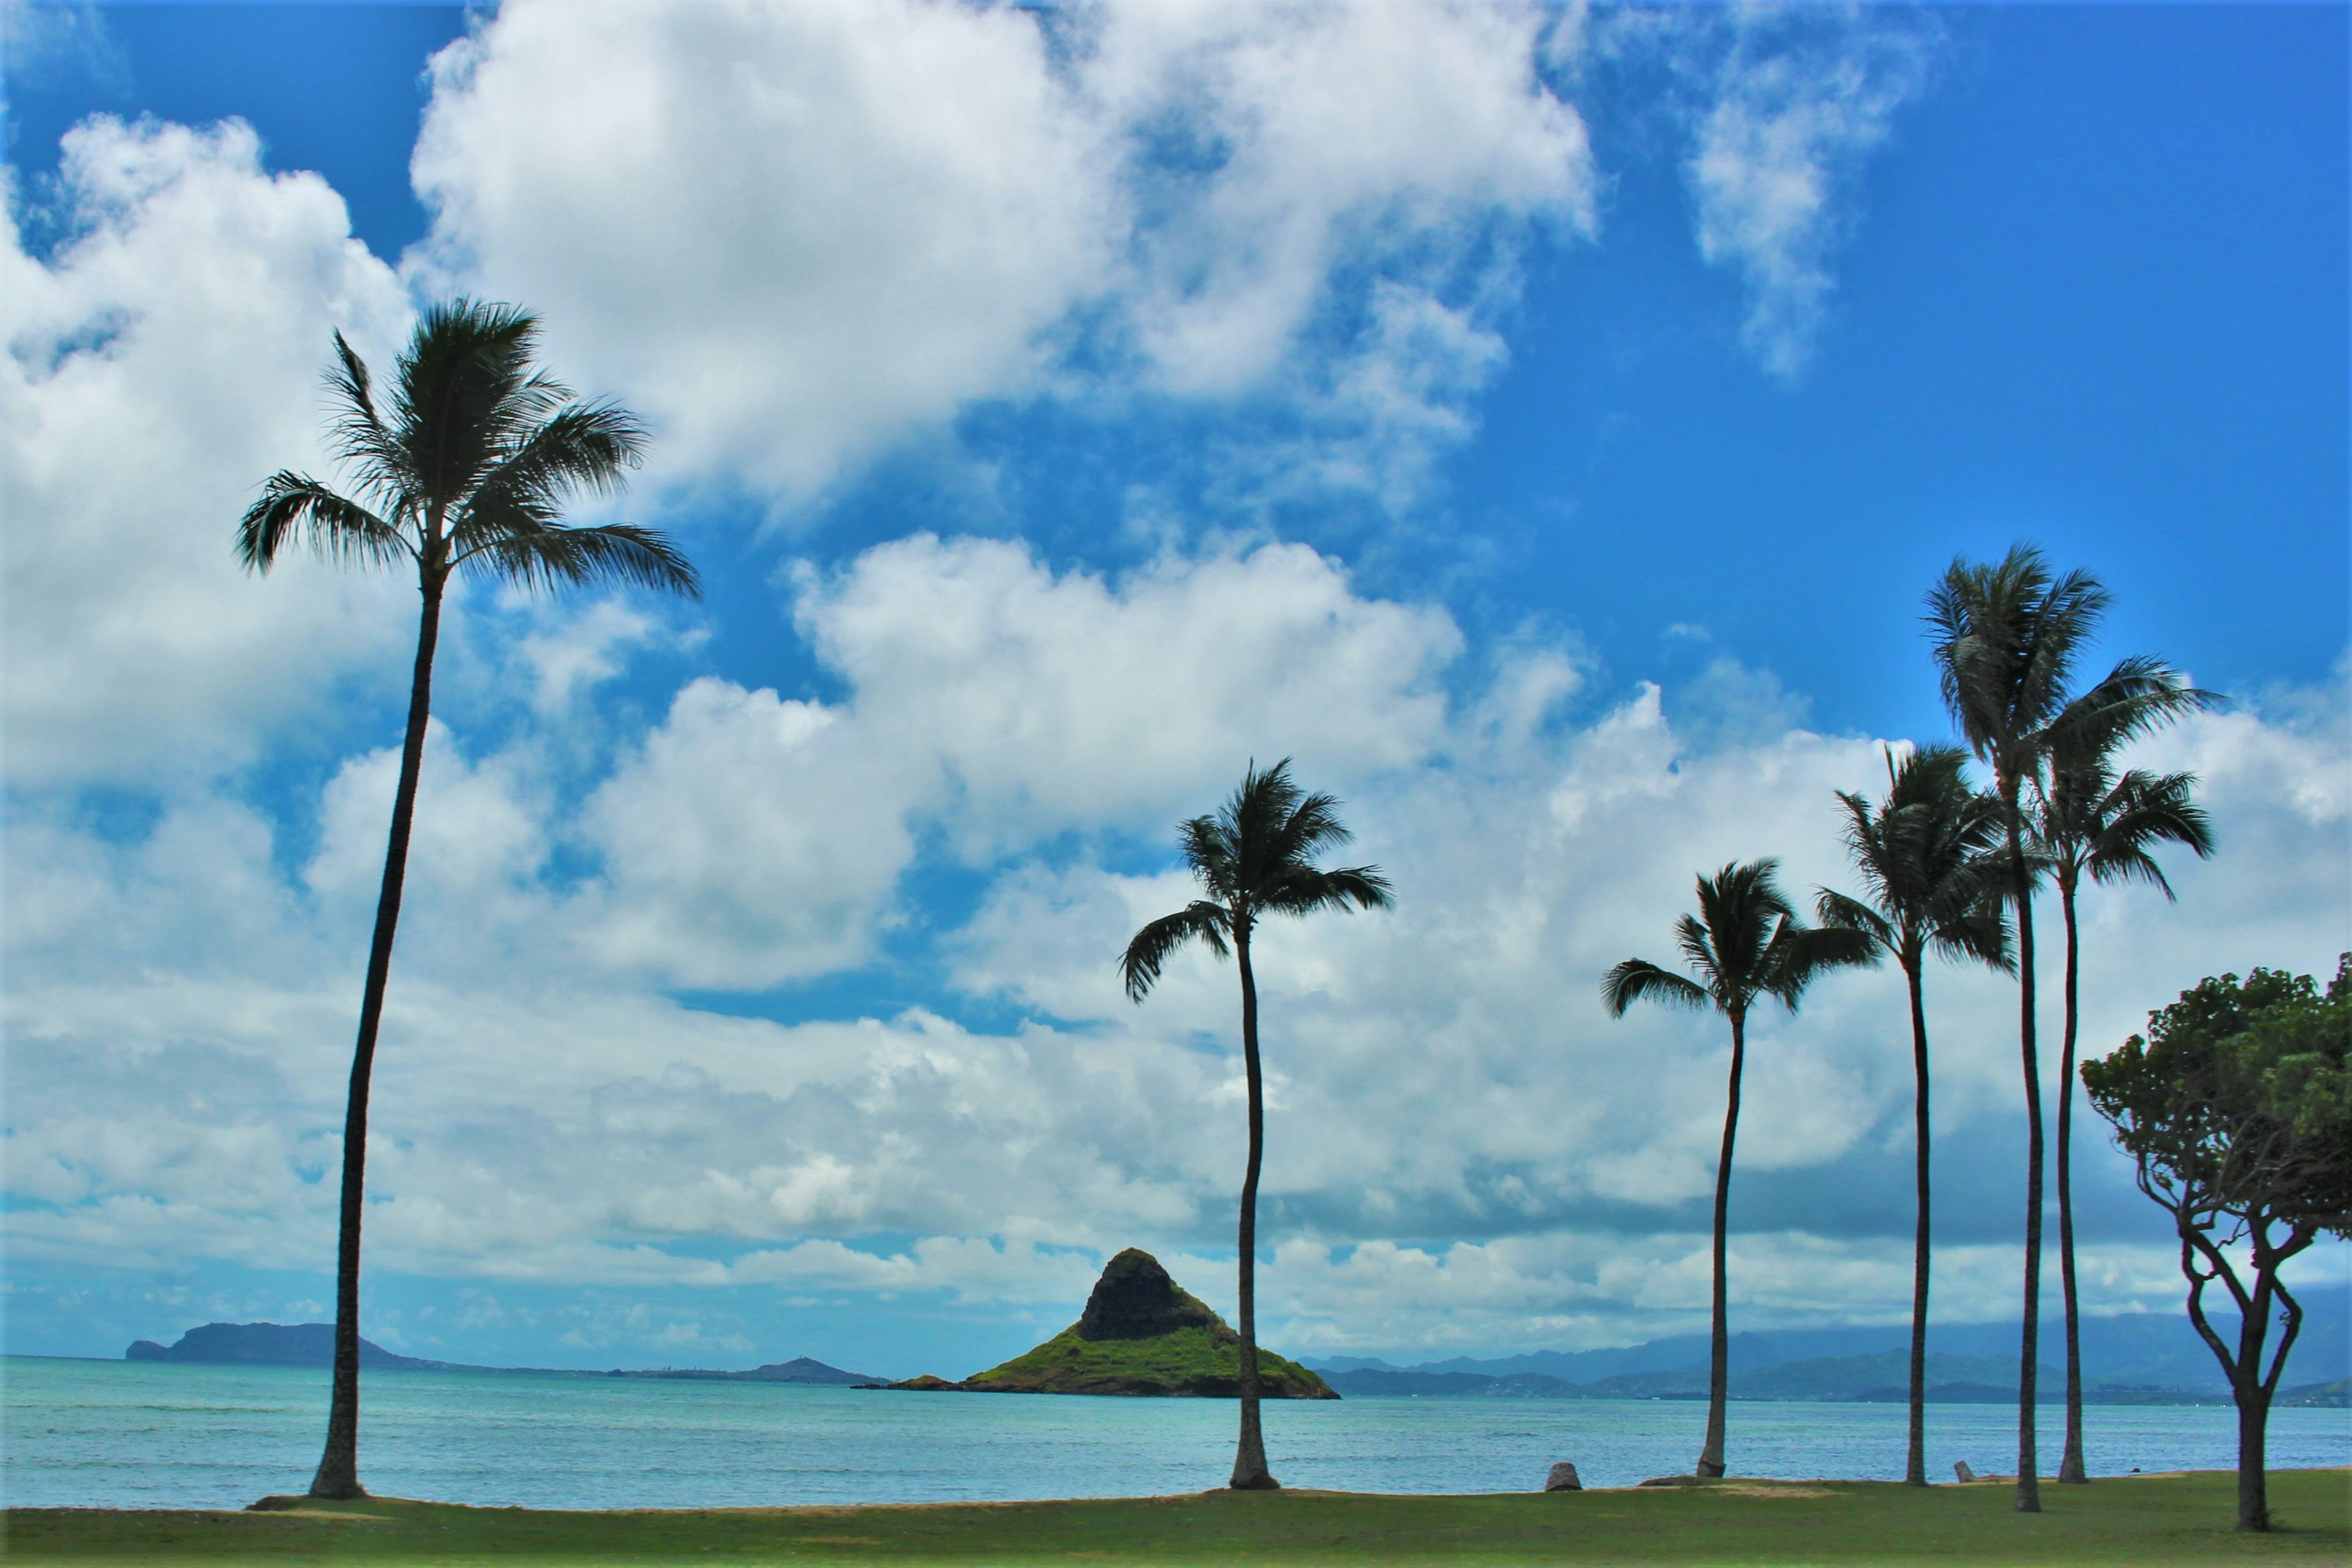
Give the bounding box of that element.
[410,0,1115,497]
[581,534,1460,987]
[1680,6,1940,377]
[1,116,415,786]
[11,612,2339,1360]
[406,0,1593,503]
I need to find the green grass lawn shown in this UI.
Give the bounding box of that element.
[6,1470,2345,1566]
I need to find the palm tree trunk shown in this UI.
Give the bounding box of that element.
[2056,873,2087,1484]
[1903,955,1932,1488]
[1229,921,1276,1491]
[309,578,443,1500]
[2008,812,2043,1514]
[1697,1012,1745,1479]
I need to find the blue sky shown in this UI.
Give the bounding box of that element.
[2,1,2345,1381]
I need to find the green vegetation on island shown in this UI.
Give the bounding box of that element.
[904,1248,1335,1399]
[8,1470,2346,1566]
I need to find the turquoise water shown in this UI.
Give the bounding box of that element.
[4,1357,2345,1510]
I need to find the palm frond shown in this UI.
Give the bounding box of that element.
[1764,922,1880,1011]
[1815,889,1896,954]
[324,331,411,506]
[1259,862,1394,918]
[459,522,702,598]
[1601,958,1711,1019]
[462,401,650,527]
[236,473,410,574]
[1927,893,2014,974]
[2084,769,2214,900]
[1121,902,1232,1002]
[1177,813,1237,900]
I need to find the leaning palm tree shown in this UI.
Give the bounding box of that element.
[238,300,698,1499]
[1120,759,1392,1490]
[1604,859,1873,1479]
[1818,745,2011,1487]
[1926,545,2204,1510]
[2035,718,2214,1485]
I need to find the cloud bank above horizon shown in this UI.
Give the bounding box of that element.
[4,0,2345,1371]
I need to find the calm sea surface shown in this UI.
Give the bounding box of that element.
[4,1357,2346,1510]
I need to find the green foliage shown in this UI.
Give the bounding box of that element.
[963,1322,1335,1399]
[2084,956,2352,1240]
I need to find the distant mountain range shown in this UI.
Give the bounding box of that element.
[125,1323,876,1385]
[1306,1288,2351,1407]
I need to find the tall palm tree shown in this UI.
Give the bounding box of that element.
[1120,759,1392,1490]
[2036,718,2214,1485]
[1603,859,1873,1479]
[1818,745,2011,1487]
[1926,545,2203,1511]
[238,301,699,1499]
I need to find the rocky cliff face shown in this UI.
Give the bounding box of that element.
[1077,1249,1222,1340]
[905,1248,1336,1399]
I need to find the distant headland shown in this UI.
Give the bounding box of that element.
[124,1322,875,1384]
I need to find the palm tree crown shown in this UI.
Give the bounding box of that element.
[1121,759,1393,1001]
[2036,749,2214,901]
[1603,859,1870,1029]
[1818,745,2011,977]
[238,299,698,600]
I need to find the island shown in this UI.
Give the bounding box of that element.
[881,1248,1336,1398]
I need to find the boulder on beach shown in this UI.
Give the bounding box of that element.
[1545,1461,1583,1492]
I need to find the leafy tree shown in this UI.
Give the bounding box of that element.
[2035,723,2214,1485]
[1925,544,2203,1509]
[1818,745,2011,1486]
[1120,759,1392,1490]
[1604,859,1874,1478]
[238,301,699,1499]
[2082,958,2352,1531]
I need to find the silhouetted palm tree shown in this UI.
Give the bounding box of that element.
[1926,545,2206,1511]
[1120,759,1392,1490]
[239,301,698,1499]
[2036,717,2214,1485]
[1604,859,1873,1479]
[1819,745,2011,1486]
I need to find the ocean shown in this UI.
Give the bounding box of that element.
[3,1356,2346,1511]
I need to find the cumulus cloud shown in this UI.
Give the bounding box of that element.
[406,0,1593,502]
[581,535,1459,987]
[1,116,414,786]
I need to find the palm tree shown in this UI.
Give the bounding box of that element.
[1120,759,1392,1490]
[1603,859,1873,1479]
[238,301,699,1499]
[1926,545,2204,1511]
[2036,718,2214,1485]
[1818,745,2011,1487]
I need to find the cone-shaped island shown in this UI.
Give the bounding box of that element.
[895,1248,1336,1398]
